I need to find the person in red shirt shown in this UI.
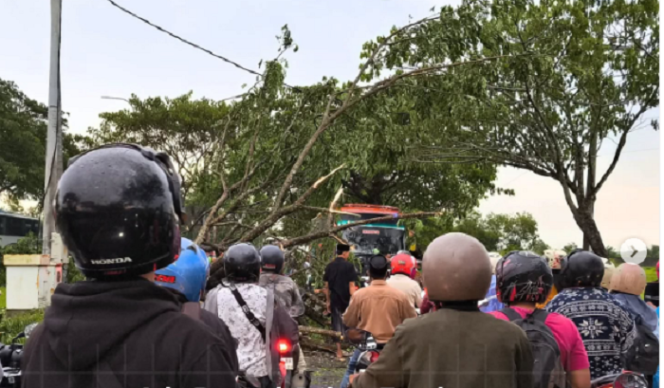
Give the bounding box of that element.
[489,251,591,388]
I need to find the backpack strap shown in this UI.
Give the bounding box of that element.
[500,307,523,322]
[529,308,549,323]
[181,301,202,321]
[229,284,267,342]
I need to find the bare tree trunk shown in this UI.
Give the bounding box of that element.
[573,207,607,257]
[583,131,598,251]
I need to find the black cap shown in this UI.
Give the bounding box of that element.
[55,144,182,278]
[559,249,604,289]
[224,243,261,283]
[260,245,284,274]
[496,251,552,304]
[337,243,350,253]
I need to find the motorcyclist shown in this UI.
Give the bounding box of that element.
[536,249,566,308]
[208,243,299,388]
[600,259,616,290]
[350,233,533,388]
[490,251,591,388]
[258,245,307,373]
[155,237,238,357]
[546,250,636,380]
[259,245,305,318]
[386,253,422,310]
[341,255,416,388]
[22,144,238,388]
[609,263,658,332]
[479,252,504,313]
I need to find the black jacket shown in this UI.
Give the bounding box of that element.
[22,278,238,388]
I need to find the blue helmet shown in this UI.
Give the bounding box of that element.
[155,237,210,302]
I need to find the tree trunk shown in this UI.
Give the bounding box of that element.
[572,207,607,257]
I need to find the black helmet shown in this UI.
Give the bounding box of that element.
[496,251,552,304]
[559,249,604,289]
[55,144,184,279]
[224,243,261,283]
[260,245,284,274]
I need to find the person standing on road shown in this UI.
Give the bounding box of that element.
[547,250,636,380]
[350,233,534,388]
[324,243,359,361]
[341,255,417,388]
[22,144,238,388]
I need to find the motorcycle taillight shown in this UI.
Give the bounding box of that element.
[277,339,291,355]
[369,351,380,363]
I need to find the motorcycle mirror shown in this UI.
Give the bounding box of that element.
[24,322,38,338]
[615,372,648,388]
[11,332,25,345]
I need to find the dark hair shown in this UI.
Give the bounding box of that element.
[368,255,389,279]
[337,243,350,255]
[199,242,220,256]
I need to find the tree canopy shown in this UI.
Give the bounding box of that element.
[0,78,84,207]
[362,0,658,256]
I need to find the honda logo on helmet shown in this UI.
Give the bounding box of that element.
[91,257,133,265]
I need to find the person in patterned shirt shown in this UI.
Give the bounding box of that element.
[547,250,636,380]
[212,243,273,388]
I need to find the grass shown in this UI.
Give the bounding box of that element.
[0,309,44,344]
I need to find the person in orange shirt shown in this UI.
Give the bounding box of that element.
[340,255,416,388]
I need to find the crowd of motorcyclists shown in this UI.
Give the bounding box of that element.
[15,143,660,388]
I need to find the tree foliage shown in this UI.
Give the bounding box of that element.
[363,0,659,257]
[406,211,548,255]
[0,78,86,205]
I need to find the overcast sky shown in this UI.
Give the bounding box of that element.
[1,0,659,250]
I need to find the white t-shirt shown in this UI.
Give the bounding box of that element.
[216,283,268,377]
[386,273,423,309]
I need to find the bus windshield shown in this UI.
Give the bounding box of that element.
[341,226,405,256]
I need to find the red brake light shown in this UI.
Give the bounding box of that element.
[369,351,380,363]
[277,339,291,354]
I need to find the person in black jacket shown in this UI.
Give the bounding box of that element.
[22,144,238,388]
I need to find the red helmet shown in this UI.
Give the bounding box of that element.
[391,253,416,279]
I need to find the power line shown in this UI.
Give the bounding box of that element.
[106,0,262,78]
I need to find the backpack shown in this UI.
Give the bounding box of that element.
[624,321,659,374]
[501,308,566,388]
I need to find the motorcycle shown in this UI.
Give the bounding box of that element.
[238,338,309,388]
[0,322,38,388]
[590,371,649,388]
[346,329,383,374]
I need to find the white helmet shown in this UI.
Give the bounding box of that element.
[544,249,566,270]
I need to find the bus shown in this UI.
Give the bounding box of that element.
[0,210,40,248]
[336,204,405,272]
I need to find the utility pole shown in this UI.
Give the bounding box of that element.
[42,0,63,256]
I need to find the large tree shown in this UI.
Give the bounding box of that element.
[0,78,85,206]
[362,0,658,257]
